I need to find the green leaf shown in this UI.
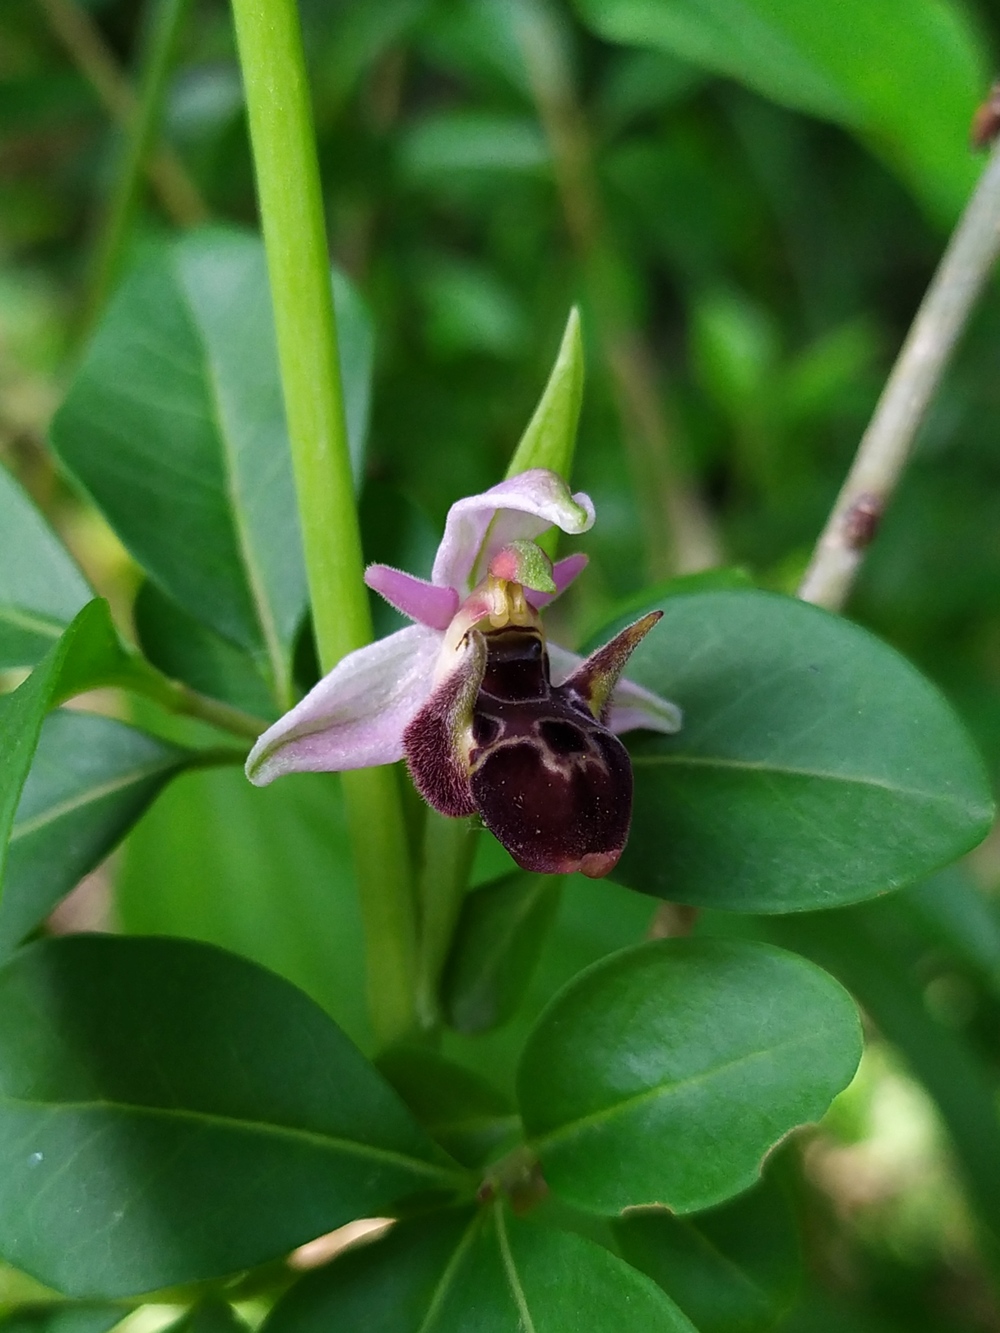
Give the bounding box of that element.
[0,1307,123,1333]
[263,1206,697,1332]
[399,112,550,178]
[161,1301,247,1333]
[443,872,562,1034]
[50,228,373,707]
[611,590,995,912]
[133,581,276,718]
[442,875,655,1095]
[0,463,92,671]
[0,710,192,959]
[768,904,1000,1246]
[377,1047,519,1167]
[614,1174,800,1333]
[506,307,584,481]
[0,935,466,1297]
[0,602,139,898]
[571,0,985,223]
[117,766,370,1050]
[899,867,1000,993]
[518,938,861,1214]
[580,567,752,643]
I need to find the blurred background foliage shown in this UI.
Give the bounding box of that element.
[4,0,1000,1327]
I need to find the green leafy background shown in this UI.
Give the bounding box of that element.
[2,0,1000,1327]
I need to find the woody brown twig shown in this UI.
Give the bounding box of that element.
[799,133,1000,611]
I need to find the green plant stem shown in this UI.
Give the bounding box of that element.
[128,660,269,740]
[36,0,208,228]
[415,811,477,1031]
[84,0,193,330]
[799,136,1000,611]
[231,0,417,1046]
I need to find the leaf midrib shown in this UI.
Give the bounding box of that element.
[176,265,289,708]
[11,758,183,842]
[530,1027,826,1155]
[495,1205,538,1333]
[416,1212,484,1333]
[631,751,978,806]
[0,1092,462,1185]
[0,604,68,642]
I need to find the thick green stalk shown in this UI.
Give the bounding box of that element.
[231,0,416,1045]
[84,0,192,329]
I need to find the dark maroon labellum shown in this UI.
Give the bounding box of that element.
[469,626,633,878]
[402,610,662,879]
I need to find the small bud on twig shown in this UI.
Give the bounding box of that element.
[842,492,884,550]
[971,82,1000,150]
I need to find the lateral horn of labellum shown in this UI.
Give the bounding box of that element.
[402,629,487,818]
[560,611,663,724]
[468,611,664,880]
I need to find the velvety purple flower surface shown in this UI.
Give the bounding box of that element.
[246,470,680,876]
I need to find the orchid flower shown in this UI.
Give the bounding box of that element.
[247,469,681,877]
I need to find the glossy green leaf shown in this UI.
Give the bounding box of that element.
[399,112,550,179]
[0,602,140,896]
[768,905,1000,1246]
[611,590,994,912]
[161,1301,247,1333]
[377,1046,519,1167]
[50,228,373,706]
[615,1175,800,1333]
[441,875,655,1095]
[117,766,370,1049]
[263,1206,696,1332]
[133,581,275,718]
[0,1307,123,1333]
[899,868,1000,993]
[572,0,984,222]
[443,872,561,1034]
[0,935,465,1297]
[0,710,192,958]
[0,463,92,671]
[518,938,861,1214]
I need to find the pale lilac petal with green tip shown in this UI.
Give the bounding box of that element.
[547,643,683,736]
[432,468,595,593]
[246,624,441,784]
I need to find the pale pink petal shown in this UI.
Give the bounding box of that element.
[365,564,459,630]
[525,553,589,609]
[432,469,595,593]
[547,641,683,735]
[246,625,442,784]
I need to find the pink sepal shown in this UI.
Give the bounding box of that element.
[365,564,459,630]
[525,553,589,609]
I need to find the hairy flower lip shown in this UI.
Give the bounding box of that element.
[245,470,682,873]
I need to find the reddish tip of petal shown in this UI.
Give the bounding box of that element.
[578,849,622,878]
[544,848,622,878]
